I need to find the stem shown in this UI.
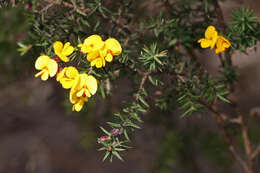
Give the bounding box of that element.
[251,144,260,160]
[118,72,150,135]
[213,0,226,33]
[202,101,251,173]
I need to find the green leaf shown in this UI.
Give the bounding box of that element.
[138,96,149,108]
[217,95,230,103]
[112,151,124,161]
[100,126,111,136]
[107,122,121,128]
[103,151,110,162]
[124,129,130,141]
[76,9,87,16]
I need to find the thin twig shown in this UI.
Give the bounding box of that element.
[251,144,260,160]
[213,0,226,33]
[202,101,250,173]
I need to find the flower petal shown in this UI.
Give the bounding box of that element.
[83,35,104,52]
[105,53,113,62]
[76,88,84,97]
[62,42,74,56]
[53,41,63,55]
[198,39,211,48]
[65,66,79,78]
[96,59,103,68]
[205,26,217,39]
[35,70,44,78]
[56,67,66,81]
[41,71,49,81]
[47,59,58,77]
[105,38,122,56]
[35,55,50,70]
[70,89,77,104]
[61,80,75,89]
[74,99,85,112]
[87,51,99,62]
[86,75,98,95]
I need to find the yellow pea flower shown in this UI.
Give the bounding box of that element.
[215,36,231,54]
[53,41,74,62]
[35,55,58,81]
[78,35,104,53]
[56,66,79,89]
[198,25,218,49]
[70,73,98,112]
[72,73,98,97]
[70,90,88,112]
[86,48,106,68]
[104,38,122,62]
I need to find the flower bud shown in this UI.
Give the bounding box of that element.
[110,128,119,136]
[99,136,111,142]
[25,3,32,10]
[53,56,60,62]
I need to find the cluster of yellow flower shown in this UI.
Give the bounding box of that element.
[198,25,231,54]
[78,35,122,68]
[34,35,122,112]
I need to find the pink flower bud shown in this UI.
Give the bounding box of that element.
[37,4,42,10]
[110,128,119,136]
[53,56,60,62]
[99,136,110,142]
[25,3,32,10]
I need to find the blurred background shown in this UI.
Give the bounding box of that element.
[0,0,260,173]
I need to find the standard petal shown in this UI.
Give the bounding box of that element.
[86,75,98,95]
[83,35,104,52]
[205,25,217,39]
[105,38,122,55]
[47,59,58,77]
[62,42,74,56]
[35,55,49,70]
[53,41,63,55]
[66,66,79,78]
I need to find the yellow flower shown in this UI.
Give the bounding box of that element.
[104,38,122,62]
[198,25,218,49]
[70,73,98,112]
[56,66,79,89]
[35,55,58,81]
[215,36,231,54]
[78,35,104,53]
[53,41,74,62]
[78,35,122,68]
[70,91,88,112]
[87,48,106,68]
